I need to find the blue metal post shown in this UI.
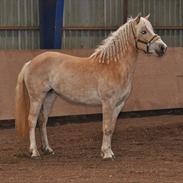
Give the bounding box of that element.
[54,0,64,48]
[39,0,64,49]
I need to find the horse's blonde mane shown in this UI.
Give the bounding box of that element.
[90,19,133,64]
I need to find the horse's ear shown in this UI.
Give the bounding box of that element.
[144,14,150,20]
[134,13,141,24]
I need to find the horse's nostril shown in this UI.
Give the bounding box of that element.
[160,45,164,52]
[159,45,166,54]
[156,44,167,56]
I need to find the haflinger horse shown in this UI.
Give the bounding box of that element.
[15,14,167,159]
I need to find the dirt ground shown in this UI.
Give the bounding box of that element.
[0,115,183,183]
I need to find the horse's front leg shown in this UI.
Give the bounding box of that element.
[101,101,124,159]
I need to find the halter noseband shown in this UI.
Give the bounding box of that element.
[131,23,160,54]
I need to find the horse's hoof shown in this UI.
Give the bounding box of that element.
[42,147,55,155]
[30,150,40,159]
[102,154,115,161]
[101,150,115,160]
[44,150,55,155]
[31,154,41,160]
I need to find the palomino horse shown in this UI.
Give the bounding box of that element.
[15,14,167,159]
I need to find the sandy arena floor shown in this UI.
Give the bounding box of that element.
[0,115,183,183]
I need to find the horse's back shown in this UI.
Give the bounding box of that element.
[32,51,88,64]
[25,51,89,76]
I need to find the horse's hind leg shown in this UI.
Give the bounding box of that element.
[28,96,45,158]
[38,91,57,155]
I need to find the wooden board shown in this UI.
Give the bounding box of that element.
[0,48,182,120]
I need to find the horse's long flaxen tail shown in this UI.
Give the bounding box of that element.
[15,62,30,138]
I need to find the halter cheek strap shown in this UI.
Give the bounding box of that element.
[131,23,160,54]
[136,34,160,53]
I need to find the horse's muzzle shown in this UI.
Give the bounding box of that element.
[156,44,167,57]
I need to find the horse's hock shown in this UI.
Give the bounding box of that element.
[0,48,182,120]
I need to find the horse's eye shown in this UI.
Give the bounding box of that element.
[141,31,147,34]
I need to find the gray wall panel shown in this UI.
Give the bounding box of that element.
[128,0,183,26]
[0,0,182,49]
[63,0,124,48]
[0,0,39,26]
[0,30,40,49]
[0,0,39,49]
[63,0,183,48]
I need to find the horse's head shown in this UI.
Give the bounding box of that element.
[132,14,167,57]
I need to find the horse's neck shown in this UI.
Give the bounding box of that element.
[117,43,138,80]
[111,22,138,70]
[91,21,138,76]
[120,40,138,64]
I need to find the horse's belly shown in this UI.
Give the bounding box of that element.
[55,87,101,105]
